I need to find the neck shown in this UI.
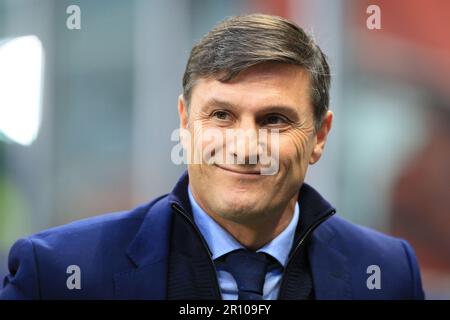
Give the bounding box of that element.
[201,193,298,251]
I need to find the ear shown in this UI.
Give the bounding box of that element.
[178,94,188,129]
[309,111,333,165]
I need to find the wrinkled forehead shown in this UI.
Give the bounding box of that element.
[190,63,312,115]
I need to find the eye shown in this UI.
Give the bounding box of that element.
[212,110,232,121]
[262,114,289,126]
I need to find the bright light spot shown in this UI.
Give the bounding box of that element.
[0,35,44,146]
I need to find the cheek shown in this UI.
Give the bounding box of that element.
[279,130,313,170]
[188,120,223,163]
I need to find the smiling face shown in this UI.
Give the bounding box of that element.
[179,62,332,225]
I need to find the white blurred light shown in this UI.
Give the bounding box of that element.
[0,35,44,146]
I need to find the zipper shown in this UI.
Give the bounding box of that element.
[171,203,223,300]
[278,209,336,297]
[173,201,335,300]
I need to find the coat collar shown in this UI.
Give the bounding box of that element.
[114,194,172,299]
[287,181,352,299]
[115,171,351,299]
[114,172,190,299]
[124,171,190,268]
[309,218,352,299]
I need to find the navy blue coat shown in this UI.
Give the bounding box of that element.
[0,172,425,299]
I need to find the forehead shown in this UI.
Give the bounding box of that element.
[190,63,311,112]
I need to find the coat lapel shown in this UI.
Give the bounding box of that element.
[309,218,352,299]
[114,195,173,299]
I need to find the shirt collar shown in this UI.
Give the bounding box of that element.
[188,185,300,268]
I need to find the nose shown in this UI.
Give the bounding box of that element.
[227,117,259,165]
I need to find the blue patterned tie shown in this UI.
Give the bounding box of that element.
[224,249,269,300]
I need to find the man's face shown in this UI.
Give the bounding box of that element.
[179,62,332,224]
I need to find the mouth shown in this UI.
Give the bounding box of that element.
[215,164,261,176]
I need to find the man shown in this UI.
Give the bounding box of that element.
[1,14,424,300]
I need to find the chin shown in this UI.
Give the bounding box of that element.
[215,195,269,222]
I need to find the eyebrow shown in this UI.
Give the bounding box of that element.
[201,98,300,119]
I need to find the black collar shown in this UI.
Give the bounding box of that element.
[167,170,336,255]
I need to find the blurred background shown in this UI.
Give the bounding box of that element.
[0,0,449,299]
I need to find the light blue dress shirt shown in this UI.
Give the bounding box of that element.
[188,186,300,300]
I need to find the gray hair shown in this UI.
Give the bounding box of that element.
[182,14,331,132]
